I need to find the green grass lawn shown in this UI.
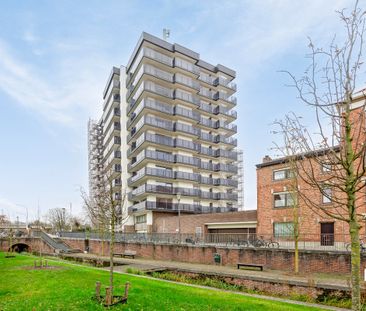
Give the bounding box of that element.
[0,252,325,310]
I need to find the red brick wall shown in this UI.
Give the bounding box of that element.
[60,237,363,274]
[152,211,257,234]
[0,237,54,254]
[256,160,366,241]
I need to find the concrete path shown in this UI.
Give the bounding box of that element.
[49,254,349,311]
[60,252,350,290]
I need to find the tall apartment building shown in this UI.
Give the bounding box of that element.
[88,32,240,233]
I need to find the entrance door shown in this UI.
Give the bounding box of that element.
[320,222,334,246]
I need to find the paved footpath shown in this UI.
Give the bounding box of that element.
[61,252,350,290]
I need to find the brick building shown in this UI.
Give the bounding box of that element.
[256,150,348,243]
[256,91,366,247]
[152,210,257,234]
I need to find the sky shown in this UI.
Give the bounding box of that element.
[0,0,361,222]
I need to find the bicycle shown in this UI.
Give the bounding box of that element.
[266,239,280,248]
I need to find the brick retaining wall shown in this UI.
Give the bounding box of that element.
[0,236,359,274]
[61,237,360,274]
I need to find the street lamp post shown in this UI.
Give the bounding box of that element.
[177,192,181,242]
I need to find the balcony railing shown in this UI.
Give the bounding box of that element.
[144,65,174,83]
[214,106,237,119]
[215,149,238,161]
[215,135,237,146]
[173,58,200,75]
[174,106,200,121]
[128,148,238,173]
[214,163,238,174]
[144,81,174,99]
[174,90,200,106]
[199,146,215,157]
[175,154,199,167]
[128,167,200,185]
[175,138,197,151]
[144,48,173,67]
[128,201,207,214]
[214,92,237,105]
[174,123,199,136]
[200,132,214,143]
[199,89,215,99]
[214,77,237,91]
[199,103,215,114]
[129,184,238,201]
[174,74,200,90]
[198,75,214,85]
[216,121,237,132]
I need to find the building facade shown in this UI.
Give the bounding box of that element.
[256,91,366,247]
[256,152,351,244]
[152,210,256,235]
[88,32,241,232]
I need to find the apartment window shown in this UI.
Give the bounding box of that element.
[321,163,332,173]
[322,187,332,204]
[273,192,296,208]
[273,222,294,237]
[273,168,294,181]
[135,214,147,224]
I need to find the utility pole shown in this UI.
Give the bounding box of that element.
[69,202,73,232]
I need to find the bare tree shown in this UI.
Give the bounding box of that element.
[46,208,69,232]
[81,170,128,304]
[275,2,366,309]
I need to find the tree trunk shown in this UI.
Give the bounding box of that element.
[294,235,299,274]
[109,213,115,299]
[350,219,361,310]
[293,203,299,275]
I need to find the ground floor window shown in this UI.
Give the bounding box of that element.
[273,222,294,237]
[320,222,334,246]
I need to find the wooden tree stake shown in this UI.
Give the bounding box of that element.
[124,282,130,299]
[95,281,101,300]
[105,286,112,305]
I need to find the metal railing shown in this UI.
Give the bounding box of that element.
[174,90,200,106]
[57,232,355,251]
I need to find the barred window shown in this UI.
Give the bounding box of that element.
[273,222,294,237]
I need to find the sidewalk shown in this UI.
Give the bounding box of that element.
[60,252,350,291]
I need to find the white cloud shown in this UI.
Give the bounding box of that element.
[0,38,108,126]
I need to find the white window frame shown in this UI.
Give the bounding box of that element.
[273,191,296,208]
[272,167,294,181]
[322,187,332,204]
[321,163,332,173]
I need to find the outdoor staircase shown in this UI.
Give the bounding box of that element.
[34,231,81,253]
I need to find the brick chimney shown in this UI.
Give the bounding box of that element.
[262,155,272,163]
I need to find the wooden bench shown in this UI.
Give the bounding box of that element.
[114,250,137,259]
[237,263,264,271]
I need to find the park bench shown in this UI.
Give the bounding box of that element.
[114,250,137,259]
[237,263,264,271]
